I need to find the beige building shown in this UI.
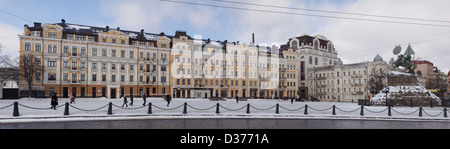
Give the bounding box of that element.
[307,55,389,102]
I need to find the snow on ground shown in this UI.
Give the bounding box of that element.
[0,98,449,122]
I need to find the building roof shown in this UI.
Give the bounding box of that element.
[335,59,343,65]
[373,54,384,62]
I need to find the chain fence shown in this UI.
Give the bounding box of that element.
[0,101,448,118]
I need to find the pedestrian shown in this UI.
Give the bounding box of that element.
[122,96,128,108]
[143,93,147,106]
[51,92,58,110]
[166,95,172,107]
[129,94,134,106]
[70,93,75,104]
[236,95,239,103]
[291,98,294,104]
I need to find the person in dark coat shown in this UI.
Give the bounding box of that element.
[143,94,147,106]
[51,93,58,110]
[236,95,239,103]
[166,95,171,107]
[129,94,134,106]
[122,96,128,108]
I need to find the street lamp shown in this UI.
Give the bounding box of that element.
[382,87,390,107]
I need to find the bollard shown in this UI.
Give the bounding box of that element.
[13,101,19,117]
[388,106,392,116]
[360,105,364,116]
[419,107,423,117]
[410,99,413,108]
[332,105,336,115]
[64,102,70,115]
[108,102,113,115]
[304,104,308,115]
[183,102,187,114]
[275,104,279,114]
[216,103,220,114]
[444,108,448,118]
[246,104,250,114]
[147,102,152,114]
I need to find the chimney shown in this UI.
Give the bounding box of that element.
[34,22,42,27]
[252,33,255,44]
[140,29,144,35]
[61,19,66,24]
[106,26,109,32]
[117,27,120,31]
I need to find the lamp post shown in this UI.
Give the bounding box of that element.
[382,87,390,107]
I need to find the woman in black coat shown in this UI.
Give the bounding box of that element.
[51,93,58,110]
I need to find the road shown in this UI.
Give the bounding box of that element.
[2,117,450,129]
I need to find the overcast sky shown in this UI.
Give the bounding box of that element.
[1,0,450,73]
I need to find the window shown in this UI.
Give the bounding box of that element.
[88,36,94,41]
[314,40,319,50]
[102,62,106,69]
[81,74,85,81]
[48,73,56,81]
[102,37,106,43]
[112,38,116,44]
[111,63,116,70]
[102,75,106,81]
[63,60,69,68]
[315,57,318,65]
[24,43,31,51]
[81,61,86,68]
[130,51,134,58]
[121,50,125,57]
[129,75,134,82]
[121,39,125,44]
[67,34,73,40]
[112,49,116,57]
[161,43,167,48]
[76,35,85,41]
[35,72,41,81]
[121,75,125,82]
[92,74,97,81]
[111,75,116,82]
[53,45,57,53]
[292,40,298,49]
[48,32,57,38]
[72,46,77,56]
[92,48,97,56]
[129,64,134,71]
[81,47,86,55]
[34,58,41,66]
[35,43,41,52]
[120,63,125,70]
[63,73,68,81]
[309,56,313,65]
[161,76,166,83]
[102,49,107,56]
[72,60,77,69]
[48,60,56,67]
[64,46,69,53]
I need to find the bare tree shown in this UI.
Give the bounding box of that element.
[19,54,44,97]
[0,44,19,84]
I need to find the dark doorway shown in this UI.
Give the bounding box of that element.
[63,87,68,98]
[121,87,124,98]
[111,88,117,99]
[92,87,97,98]
[72,87,77,98]
[102,87,106,97]
[81,87,85,97]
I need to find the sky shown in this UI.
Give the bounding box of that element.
[1,0,450,73]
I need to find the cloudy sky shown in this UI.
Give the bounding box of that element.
[1,0,450,72]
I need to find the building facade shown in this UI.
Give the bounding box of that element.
[307,55,389,102]
[19,20,310,99]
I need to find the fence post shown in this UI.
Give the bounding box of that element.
[12,101,19,117]
[332,105,336,115]
[183,102,187,114]
[388,106,392,116]
[410,99,413,108]
[216,103,220,114]
[275,104,279,114]
[444,108,448,118]
[418,107,423,117]
[360,105,364,116]
[304,104,308,115]
[64,102,70,115]
[246,104,250,114]
[108,102,113,115]
[148,102,152,114]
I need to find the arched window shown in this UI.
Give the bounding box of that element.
[292,40,298,49]
[328,43,333,52]
[314,40,319,50]
[315,57,318,65]
[309,56,313,64]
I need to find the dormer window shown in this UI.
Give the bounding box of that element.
[32,31,41,37]
[314,40,319,50]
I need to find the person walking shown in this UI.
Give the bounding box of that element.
[51,92,58,110]
[129,94,134,106]
[236,95,239,104]
[121,96,128,108]
[166,95,172,107]
[142,93,147,106]
[70,93,75,104]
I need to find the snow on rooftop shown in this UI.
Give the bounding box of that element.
[66,24,91,30]
[144,34,157,41]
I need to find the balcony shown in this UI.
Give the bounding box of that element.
[352,91,364,95]
[316,84,327,88]
[351,74,363,78]
[316,77,327,80]
[279,68,287,72]
[351,83,363,86]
